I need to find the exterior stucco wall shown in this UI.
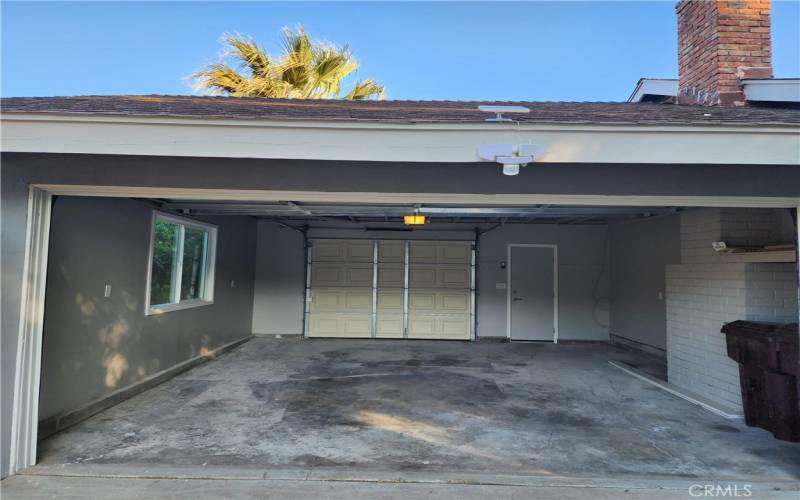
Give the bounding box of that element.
[2,152,800,477]
[38,196,256,421]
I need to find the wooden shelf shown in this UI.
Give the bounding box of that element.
[718,250,796,263]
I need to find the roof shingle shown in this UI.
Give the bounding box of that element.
[2,95,799,127]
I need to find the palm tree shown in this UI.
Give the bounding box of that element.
[192,26,384,100]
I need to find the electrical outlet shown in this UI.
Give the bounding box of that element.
[230,280,236,288]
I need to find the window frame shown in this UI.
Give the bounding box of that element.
[144,210,218,315]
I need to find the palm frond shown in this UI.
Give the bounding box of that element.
[344,79,385,100]
[190,25,384,100]
[223,34,271,78]
[312,48,358,98]
[191,64,247,95]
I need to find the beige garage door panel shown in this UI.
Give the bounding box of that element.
[410,241,471,264]
[407,315,470,340]
[408,290,470,314]
[377,289,403,312]
[407,240,471,340]
[378,263,405,288]
[307,239,472,340]
[310,289,373,313]
[409,265,470,289]
[378,240,405,263]
[311,263,373,288]
[376,314,404,338]
[312,239,374,262]
[308,314,372,338]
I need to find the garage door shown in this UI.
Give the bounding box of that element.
[305,239,474,339]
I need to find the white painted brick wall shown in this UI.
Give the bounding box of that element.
[720,208,782,248]
[666,209,798,412]
[680,208,722,264]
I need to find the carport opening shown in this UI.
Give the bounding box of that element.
[31,194,799,476]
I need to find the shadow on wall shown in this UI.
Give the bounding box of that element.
[38,196,253,422]
[72,284,157,391]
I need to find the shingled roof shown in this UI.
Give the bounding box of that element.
[2,95,800,127]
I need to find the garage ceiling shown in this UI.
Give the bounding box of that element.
[151,200,680,226]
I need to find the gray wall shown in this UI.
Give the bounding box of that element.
[3,152,800,477]
[252,223,305,335]
[38,196,256,420]
[609,215,681,352]
[251,221,610,340]
[478,224,610,340]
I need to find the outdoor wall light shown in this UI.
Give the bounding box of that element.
[477,144,544,176]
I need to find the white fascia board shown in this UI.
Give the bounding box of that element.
[628,78,678,102]
[30,185,800,208]
[743,79,800,103]
[1,112,799,165]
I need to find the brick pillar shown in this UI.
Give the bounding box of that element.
[677,0,773,106]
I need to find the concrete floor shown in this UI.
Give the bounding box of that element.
[28,338,800,485]
[5,473,799,500]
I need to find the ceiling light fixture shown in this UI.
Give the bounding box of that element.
[403,214,426,225]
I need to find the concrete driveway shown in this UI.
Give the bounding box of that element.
[5,337,800,498]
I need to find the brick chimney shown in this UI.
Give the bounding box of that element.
[677,0,773,106]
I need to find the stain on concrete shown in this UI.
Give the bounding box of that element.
[35,338,800,481]
[291,454,348,467]
[709,424,741,433]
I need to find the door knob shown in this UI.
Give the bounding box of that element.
[513,297,523,301]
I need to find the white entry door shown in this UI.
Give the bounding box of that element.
[509,245,557,341]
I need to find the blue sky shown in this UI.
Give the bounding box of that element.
[2,1,799,101]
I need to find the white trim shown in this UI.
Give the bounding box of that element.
[743,79,800,103]
[627,78,678,103]
[147,299,215,315]
[29,185,800,209]
[3,113,798,164]
[506,244,559,343]
[627,78,800,104]
[9,187,52,475]
[144,210,218,316]
[796,206,800,328]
